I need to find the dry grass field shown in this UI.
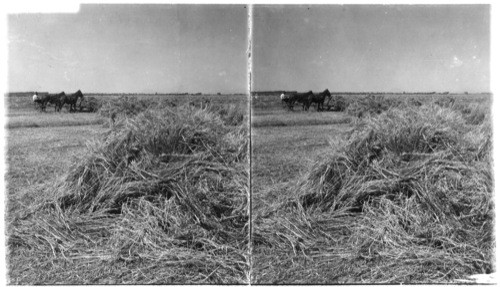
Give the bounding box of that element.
[251,92,493,284]
[5,91,493,284]
[6,93,249,284]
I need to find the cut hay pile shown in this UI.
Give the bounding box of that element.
[98,96,178,120]
[326,95,349,112]
[253,104,492,283]
[345,95,423,118]
[9,105,249,284]
[78,96,102,112]
[346,95,395,117]
[433,96,488,125]
[98,96,243,127]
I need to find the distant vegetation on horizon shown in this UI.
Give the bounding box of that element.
[251,91,491,95]
[6,92,248,97]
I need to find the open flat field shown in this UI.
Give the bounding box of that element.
[5,91,493,284]
[251,92,493,283]
[6,93,248,284]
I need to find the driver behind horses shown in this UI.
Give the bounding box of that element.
[33,92,39,102]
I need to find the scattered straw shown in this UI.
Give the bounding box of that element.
[253,103,493,283]
[9,104,249,284]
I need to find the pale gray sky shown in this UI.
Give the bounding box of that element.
[7,4,491,94]
[253,5,490,93]
[8,4,248,94]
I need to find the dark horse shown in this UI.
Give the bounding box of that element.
[64,90,84,112]
[287,91,313,111]
[311,89,332,111]
[37,92,66,112]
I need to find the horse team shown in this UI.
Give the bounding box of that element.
[281,89,331,111]
[34,89,328,112]
[33,90,84,112]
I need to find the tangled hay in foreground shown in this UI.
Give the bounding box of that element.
[9,105,249,284]
[253,104,493,283]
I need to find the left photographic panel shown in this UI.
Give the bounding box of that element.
[6,4,250,284]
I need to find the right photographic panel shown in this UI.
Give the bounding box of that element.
[251,5,492,284]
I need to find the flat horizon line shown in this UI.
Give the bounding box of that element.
[5,91,492,95]
[251,91,492,94]
[6,91,249,95]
